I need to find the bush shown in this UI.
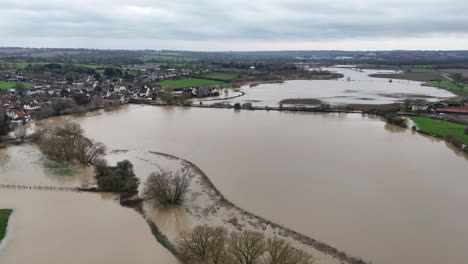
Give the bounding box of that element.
[95,160,139,193]
[384,113,407,128]
[142,170,190,206]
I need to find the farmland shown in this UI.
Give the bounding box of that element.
[412,117,468,145]
[425,80,468,93]
[0,81,34,90]
[154,78,231,89]
[203,72,239,81]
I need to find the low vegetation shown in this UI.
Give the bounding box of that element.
[384,113,407,128]
[0,81,34,90]
[0,209,13,241]
[425,80,468,93]
[154,78,230,89]
[94,160,140,193]
[412,117,468,146]
[177,225,313,264]
[204,73,239,81]
[142,169,191,206]
[33,121,106,165]
[44,160,77,176]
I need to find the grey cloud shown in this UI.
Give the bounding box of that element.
[0,0,467,49]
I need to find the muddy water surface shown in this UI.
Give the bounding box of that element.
[0,144,179,264]
[73,105,468,264]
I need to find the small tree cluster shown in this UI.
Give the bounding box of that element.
[142,169,190,206]
[33,121,106,165]
[384,113,407,128]
[177,225,314,264]
[94,160,140,193]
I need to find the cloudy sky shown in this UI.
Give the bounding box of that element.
[1,0,468,51]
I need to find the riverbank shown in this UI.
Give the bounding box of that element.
[0,209,12,242]
[142,151,368,264]
[411,117,468,154]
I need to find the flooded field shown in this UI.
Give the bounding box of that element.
[0,145,179,264]
[70,105,468,264]
[216,68,455,106]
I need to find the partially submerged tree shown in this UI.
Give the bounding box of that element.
[177,225,228,264]
[94,160,140,193]
[263,237,313,264]
[13,126,27,141]
[226,231,266,264]
[34,121,106,165]
[176,226,314,264]
[142,169,190,206]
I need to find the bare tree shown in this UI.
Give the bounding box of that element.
[142,169,191,206]
[177,225,228,264]
[34,121,106,165]
[13,126,27,141]
[226,231,266,264]
[453,73,463,89]
[262,237,313,264]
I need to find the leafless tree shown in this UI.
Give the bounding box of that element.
[453,73,463,89]
[177,226,313,264]
[142,169,191,206]
[177,225,228,264]
[226,231,266,264]
[262,237,313,264]
[13,126,27,141]
[34,121,106,165]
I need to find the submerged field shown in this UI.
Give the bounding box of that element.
[412,117,468,145]
[0,209,13,241]
[154,78,231,89]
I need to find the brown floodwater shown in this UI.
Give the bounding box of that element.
[0,144,179,264]
[70,105,468,264]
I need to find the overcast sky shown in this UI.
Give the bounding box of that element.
[1,0,468,51]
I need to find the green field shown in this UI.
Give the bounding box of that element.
[0,209,13,241]
[0,81,34,90]
[154,78,230,89]
[203,73,238,81]
[425,80,468,93]
[412,117,468,145]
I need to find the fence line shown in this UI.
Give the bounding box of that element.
[0,184,81,192]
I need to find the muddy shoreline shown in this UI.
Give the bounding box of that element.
[147,151,368,264]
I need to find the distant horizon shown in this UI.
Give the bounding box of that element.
[1,46,468,53]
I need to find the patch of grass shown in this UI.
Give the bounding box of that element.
[0,81,34,90]
[44,160,77,176]
[203,72,238,81]
[151,228,168,249]
[425,80,468,93]
[154,78,227,89]
[0,209,13,241]
[412,117,468,145]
